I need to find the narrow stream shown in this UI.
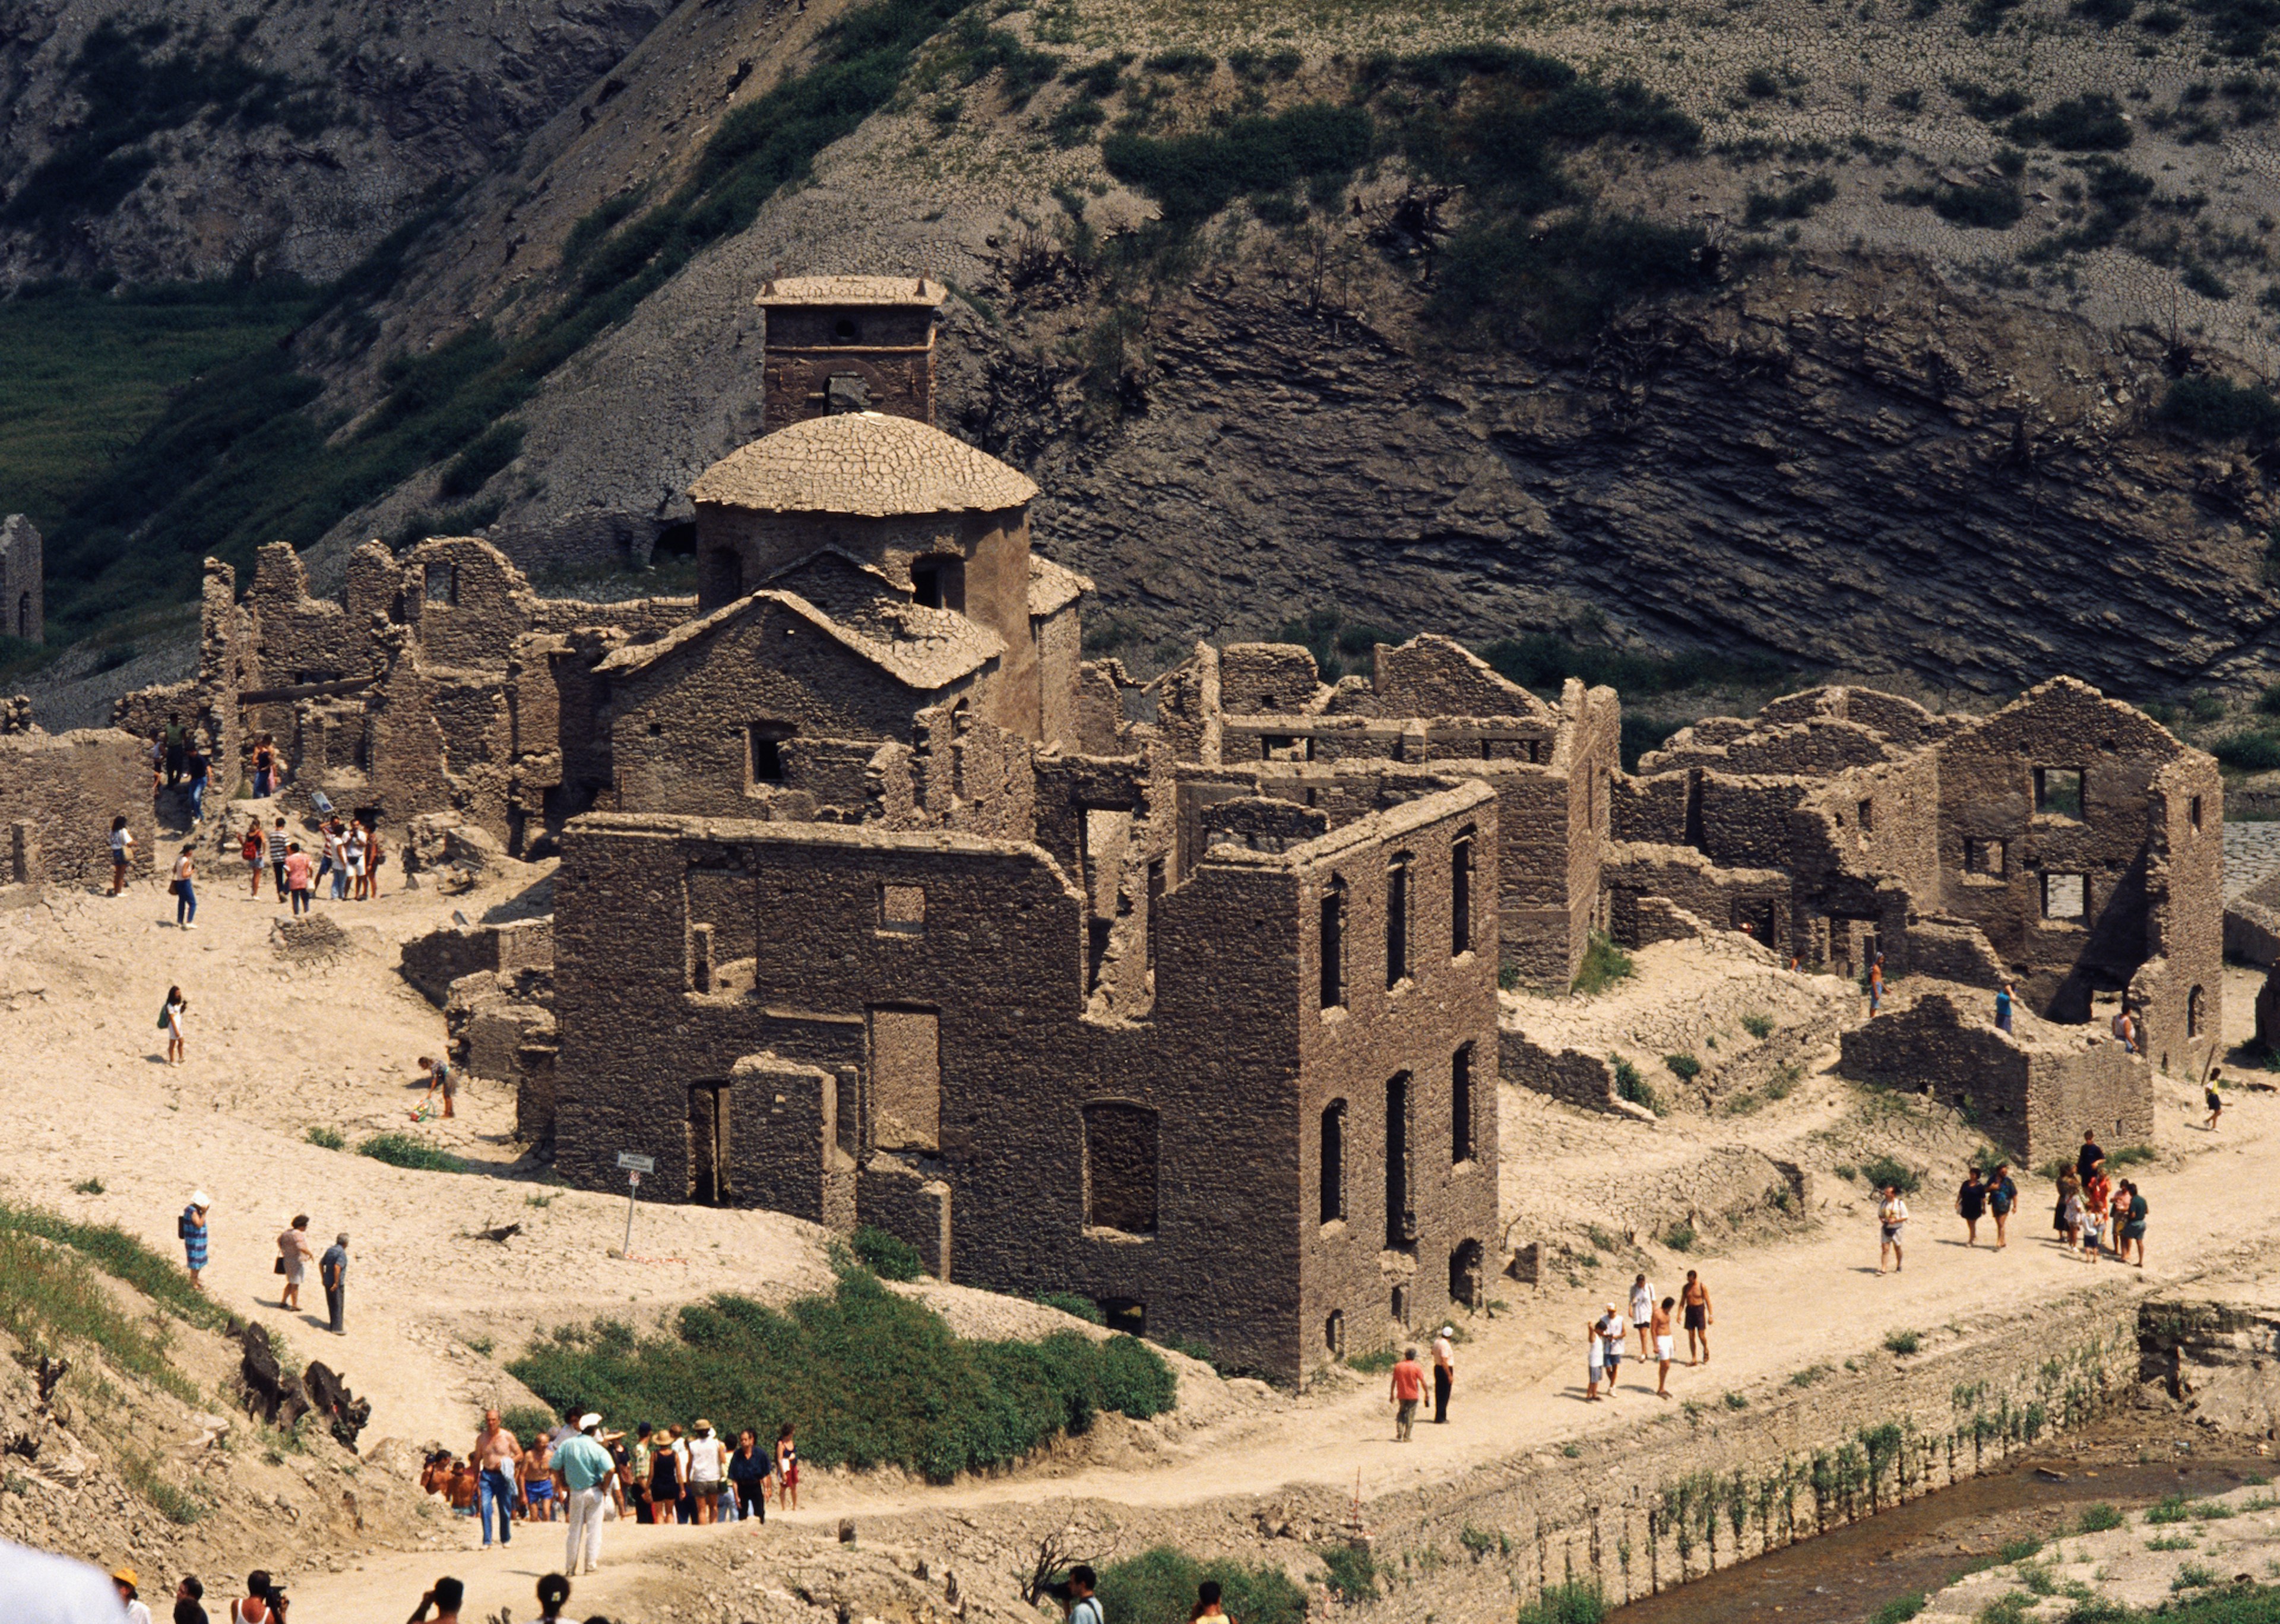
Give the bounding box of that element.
[1610,1422,2269,1623]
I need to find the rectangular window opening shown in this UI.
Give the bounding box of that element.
[423,561,458,606]
[1320,882,1347,1011]
[1319,1100,1346,1225]
[2042,872,2088,922]
[1145,859,1166,972]
[688,1082,730,1205]
[1451,1044,1474,1165]
[2035,767,2084,819]
[1965,838,2006,877]
[867,1007,940,1152]
[1451,833,1474,958]
[879,884,925,935]
[748,721,794,786]
[1084,1102,1159,1234]
[1857,797,1875,832]
[1385,1072,1412,1249]
[1386,856,1410,990]
[2190,794,2205,831]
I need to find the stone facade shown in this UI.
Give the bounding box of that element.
[552,781,1499,1379]
[753,276,945,430]
[0,726,153,892]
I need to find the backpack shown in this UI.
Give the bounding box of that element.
[241,830,261,861]
[177,1211,191,1240]
[158,1001,172,1030]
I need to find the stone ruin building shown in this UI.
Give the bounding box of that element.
[1,514,40,645]
[0,274,2203,1376]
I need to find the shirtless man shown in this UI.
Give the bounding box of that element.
[1651,1296,1676,1398]
[1680,1271,1712,1365]
[473,1410,524,1550]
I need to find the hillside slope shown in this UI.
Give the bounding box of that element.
[23,0,2280,694]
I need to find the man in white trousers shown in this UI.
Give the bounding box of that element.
[555,1413,617,1576]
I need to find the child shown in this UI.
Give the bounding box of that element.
[2207,1072,2225,1132]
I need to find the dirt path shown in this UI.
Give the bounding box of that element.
[7,862,2274,1621]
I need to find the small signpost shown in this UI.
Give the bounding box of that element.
[616,1152,655,1255]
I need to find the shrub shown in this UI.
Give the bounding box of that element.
[436,419,526,498]
[1430,210,1717,350]
[2161,375,2280,440]
[1477,635,1790,705]
[1724,1391,1749,1409]
[853,1226,925,1280]
[304,1125,345,1151]
[1885,1329,1923,1355]
[1277,607,1404,682]
[2213,730,2280,772]
[1858,1154,1921,1194]
[70,1179,103,1196]
[509,1268,1174,1482]
[2184,262,2235,300]
[1573,932,1636,996]
[1665,1053,1702,1080]
[1038,1291,1106,1324]
[0,1201,225,1331]
[357,1132,464,1173]
[1143,48,1217,77]
[1661,1221,1696,1252]
[2109,1144,2156,1167]
[2008,93,2134,148]
[1997,1536,2043,1563]
[1517,1581,1606,1624]
[1095,1546,1307,1624]
[1101,103,1373,228]
[1869,1594,1927,1624]
[1348,1347,1399,1373]
[1317,1543,1378,1602]
[1611,1057,1659,1112]
[1742,173,1836,228]
[499,1403,556,1442]
[2173,1562,2219,1590]
[2077,1503,2126,1533]
[1741,1013,1774,1039]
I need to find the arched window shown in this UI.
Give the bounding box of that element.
[1449,1239,1484,1310]
[2187,984,2206,1038]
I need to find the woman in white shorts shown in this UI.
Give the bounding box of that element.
[1585,1317,1607,1400]
[1877,1186,1910,1274]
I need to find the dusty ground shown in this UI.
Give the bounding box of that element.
[10,812,2280,1617]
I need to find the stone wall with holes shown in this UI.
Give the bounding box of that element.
[0,727,153,890]
[550,781,1496,1380]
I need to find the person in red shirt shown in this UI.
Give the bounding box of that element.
[283,841,314,916]
[1388,1348,1426,1442]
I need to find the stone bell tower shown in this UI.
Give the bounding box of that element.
[754,276,945,430]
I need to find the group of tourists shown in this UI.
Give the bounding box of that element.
[237,811,387,907]
[103,1564,286,1623]
[1873,1129,2152,1275]
[1573,1271,1713,1402]
[417,1410,802,1572]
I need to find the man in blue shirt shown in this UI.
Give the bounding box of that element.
[320,1233,349,1334]
[557,1413,616,1576]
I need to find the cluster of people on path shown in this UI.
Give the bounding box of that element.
[1878,1129,2153,1272]
[416,1410,801,1575]
[234,811,387,908]
[1574,1271,1712,1402]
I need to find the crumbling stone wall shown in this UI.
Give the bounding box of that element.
[0,729,154,890]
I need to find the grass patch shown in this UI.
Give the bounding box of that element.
[303,1125,345,1151]
[1095,1547,1307,1624]
[119,1449,204,1524]
[1611,1057,1658,1112]
[1348,1347,1399,1373]
[1479,634,1793,707]
[1885,1329,1923,1355]
[1664,1052,1702,1081]
[1316,1543,1379,1603]
[1038,1291,1107,1324]
[1661,1221,1696,1252]
[0,1201,226,1331]
[1997,1536,2045,1563]
[1516,1581,1607,1624]
[2078,1503,2127,1533]
[69,1179,103,1196]
[2174,1562,2219,1590]
[508,1264,1174,1483]
[1277,606,1405,682]
[1743,173,1837,228]
[1790,1363,1830,1386]
[1741,1013,1774,1039]
[2146,1492,2240,1523]
[1869,1595,1927,1624]
[1573,932,1635,996]
[356,1132,465,1174]
[0,1224,201,1404]
[2161,375,2280,441]
[853,1226,925,1281]
[2147,1533,2199,1550]
[1858,1154,1922,1195]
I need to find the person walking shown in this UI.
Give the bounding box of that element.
[474,1408,524,1549]
[685,1420,726,1524]
[1596,1303,1627,1395]
[1388,1347,1426,1438]
[1629,1273,1655,1361]
[1957,1166,1988,1246]
[268,817,290,901]
[283,843,312,916]
[558,1413,616,1576]
[728,1428,769,1524]
[171,846,198,929]
[109,816,135,896]
[178,1192,208,1290]
[1995,980,2014,1034]
[365,824,388,897]
[2207,1072,2225,1132]
[1988,1162,2017,1249]
[1430,1325,1456,1424]
[1651,1296,1676,1398]
[320,1232,349,1334]
[162,714,188,787]
[645,1418,680,1519]
[277,1214,316,1312]
[519,1429,556,1523]
[347,822,368,901]
[1867,952,1884,1015]
[666,1423,694,1524]
[1680,1270,1712,1365]
[1584,1317,1607,1402]
[251,736,277,800]
[185,743,209,824]
[160,984,188,1066]
[775,1422,800,1511]
[2118,1180,2148,1267]
[241,821,267,898]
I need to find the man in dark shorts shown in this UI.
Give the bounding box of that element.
[1957,1166,1988,1246]
[1680,1271,1712,1365]
[1988,1163,2016,1249]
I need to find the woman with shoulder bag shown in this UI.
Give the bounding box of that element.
[171,846,198,930]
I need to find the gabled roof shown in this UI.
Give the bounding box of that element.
[596,588,1002,691]
[753,276,947,307]
[1029,554,1092,618]
[688,412,1038,518]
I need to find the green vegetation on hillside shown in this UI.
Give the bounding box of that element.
[507,1259,1176,1482]
[1094,1548,1308,1624]
[0,279,311,533]
[0,1202,229,1405]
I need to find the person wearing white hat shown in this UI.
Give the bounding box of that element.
[1430,1325,1456,1424]
[557,1414,616,1576]
[179,1194,210,1289]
